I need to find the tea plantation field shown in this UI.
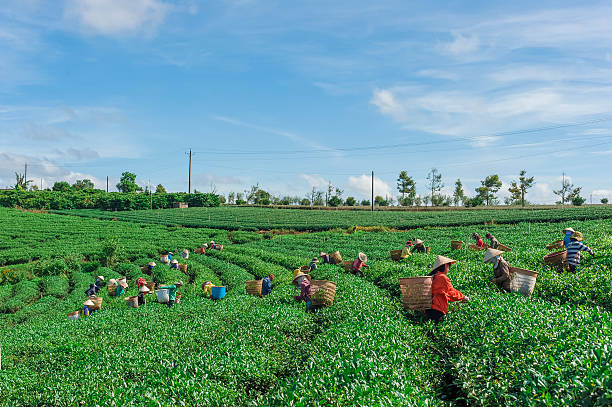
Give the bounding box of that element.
[0,207,610,406]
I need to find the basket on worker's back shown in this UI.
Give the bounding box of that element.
[544,250,567,272]
[160,254,169,264]
[546,240,564,250]
[390,250,404,262]
[299,266,311,273]
[451,241,464,250]
[67,311,80,320]
[509,267,538,296]
[125,296,139,308]
[179,263,188,273]
[107,284,117,297]
[310,280,337,307]
[469,243,489,251]
[343,261,353,272]
[399,277,433,311]
[330,251,342,264]
[246,280,263,297]
[498,244,512,252]
[156,289,170,303]
[89,296,103,311]
[145,281,156,292]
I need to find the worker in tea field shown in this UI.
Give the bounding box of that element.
[483,248,510,292]
[563,227,575,248]
[472,233,485,248]
[426,255,469,324]
[209,241,223,251]
[116,278,128,297]
[319,252,337,264]
[293,272,312,310]
[411,239,426,253]
[146,262,156,275]
[160,281,183,307]
[566,231,594,273]
[485,233,500,249]
[351,252,369,274]
[401,241,413,257]
[202,281,214,298]
[308,257,319,271]
[167,252,174,262]
[170,259,180,269]
[137,285,150,306]
[83,299,95,316]
[262,274,275,296]
[85,275,105,297]
[181,249,189,259]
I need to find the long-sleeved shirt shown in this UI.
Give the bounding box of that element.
[563,233,572,248]
[475,237,484,248]
[136,278,146,289]
[85,278,103,296]
[308,261,318,271]
[566,241,593,266]
[401,247,411,257]
[492,257,511,292]
[261,277,272,296]
[488,236,500,249]
[431,273,465,314]
[294,280,311,303]
[116,286,125,297]
[412,244,426,253]
[352,258,368,272]
[160,285,179,301]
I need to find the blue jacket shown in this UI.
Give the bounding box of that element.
[262,277,272,296]
[563,233,572,248]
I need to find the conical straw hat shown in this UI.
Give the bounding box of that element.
[483,248,504,264]
[83,299,95,306]
[292,273,312,285]
[109,279,117,285]
[358,252,367,262]
[139,285,150,293]
[563,227,575,233]
[414,239,423,245]
[430,255,457,272]
[571,231,583,241]
[148,261,156,267]
[118,280,128,288]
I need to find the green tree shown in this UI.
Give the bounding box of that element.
[328,196,342,207]
[300,198,311,206]
[397,171,416,206]
[453,179,466,206]
[508,170,534,207]
[52,181,72,192]
[553,176,573,205]
[253,189,271,205]
[476,174,502,206]
[155,184,167,194]
[72,179,94,191]
[116,172,142,193]
[567,186,583,206]
[345,196,357,206]
[602,198,609,204]
[360,199,371,206]
[426,168,443,206]
[14,172,31,191]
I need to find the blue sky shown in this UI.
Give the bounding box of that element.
[1,0,611,203]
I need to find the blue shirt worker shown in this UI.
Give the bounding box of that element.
[308,257,319,271]
[566,231,594,273]
[261,274,275,296]
[563,227,575,248]
[85,276,104,296]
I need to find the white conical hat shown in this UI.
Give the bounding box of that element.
[182,249,189,254]
[118,280,128,288]
[483,248,504,264]
[172,259,178,264]
[358,252,367,262]
[97,275,105,281]
[414,239,423,245]
[292,272,312,285]
[83,299,95,306]
[148,261,156,267]
[109,279,117,285]
[563,227,575,233]
[139,285,150,293]
[430,255,457,272]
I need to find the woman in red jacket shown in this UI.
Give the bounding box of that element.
[472,233,484,248]
[425,255,469,324]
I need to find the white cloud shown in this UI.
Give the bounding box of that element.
[441,32,480,55]
[64,0,170,36]
[347,174,393,199]
[592,189,612,199]
[300,174,328,189]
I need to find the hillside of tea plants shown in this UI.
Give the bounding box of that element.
[0,207,610,406]
[53,205,612,231]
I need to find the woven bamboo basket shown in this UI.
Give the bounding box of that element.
[498,244,512,252]
[330,251,342,264]
[125,296,139,308]
[300,266,311,273]
[343,260,353,272]
[107,284,117,297]
[390,250,404,261]
[451,241,464,250]
[509,267,538,296]
[469,243,488,251]
[246,280,263,297]
[546,240,564,250]
[544,250,567,272]
[179,263,188,273]
[310,280,337,307]
[399,277,433,311]
[89,296,103,311]
[160,254,169,264]
[145,281,156,292]
[67,311,80,320]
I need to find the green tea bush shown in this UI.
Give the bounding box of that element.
[39,276,69,298]
[151,265,185,285]
[0,279,40,313]
[33,259,68,277]
[114,262,142,280]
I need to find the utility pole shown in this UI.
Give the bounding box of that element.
[106,176,109,193]
[24,163,27,189]
[40,178,42,190]
[371,170,374,212]
[149,179,152,210]
[562,172,565,204]
[188,148,192,194]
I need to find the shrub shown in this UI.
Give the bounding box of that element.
[115,263,142,280]
[33,259,68,277]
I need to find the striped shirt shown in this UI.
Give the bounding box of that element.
[566,241,593,266]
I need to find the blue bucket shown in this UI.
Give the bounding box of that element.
[211,286,226,300]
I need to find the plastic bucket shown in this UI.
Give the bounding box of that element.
[156,289,170,303]
[211,286,226,300]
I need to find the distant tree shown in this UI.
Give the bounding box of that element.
[14,172,31,191]
[253,189,271,205]
[247,184,260,204]
[361,199,371,206]
[507,170,534,207]
[300,198,311,206]
[374,196,388,207]
[567,186,583,206]
[328,196,342,207]
[236,192,246,205]
[414,196,423,207]
[426,168,444,206]
[279,196,292,205]
[335,187,343,199]
[476,174,502,206]
[553,176,574,205]
[453,179,466,206]
[218,195,227,204]
[397,171,417,206]
[29,184,39,191]
[387,196,396,206]
[325,181,334,206]
[602,198,609,204]
[465,195,485,207]
[227,192,236,204]
[155,184,167,194]
[116,172,142,193]
[423,195,431,207]
[345,196,357,206]
[73,179,95,191]
[309,187,317,206]
[313,191,324,206]
[52,181,72,192]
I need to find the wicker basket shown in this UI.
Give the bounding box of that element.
[246,280,263,297]
[544,250,567,272]
[89,296,103,311]
[510,267,538,296]
[451,241,464,250]
[343,260,353,272]
[160,254,169,264]
[126,296,139,308]
[107,284,117,297]
[426,247,431,254]
[176,293,181,304]
[390,250,404,261]
[67,311,80,320]
[299,266,311,273]
[399,277,433,311]
[498,244,512,252]
[546,240,564,250]
[330,251,342,264]
[145,281,156,292]
[310,280,337,307]
[469,243,488,251]
[179,263,188,273]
